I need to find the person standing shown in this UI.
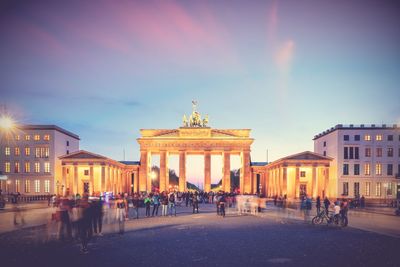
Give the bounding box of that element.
[161,192,168,216]
[316,196,321,214]
[323,197,330,213]
[192,191,199,214]
[77,194,92,254]
[144,194,152,217]
[132,193,140,219]
[219,193,226,217]
[115,195,126,234]
[168,192,176,216]
[152,193,160,216]
[92,197,104,236]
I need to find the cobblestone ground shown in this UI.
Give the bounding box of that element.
[0,205,399,267]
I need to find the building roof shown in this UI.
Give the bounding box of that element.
[17,125,80,140]
[59,150,107,159]
[313,124,399,140]
[250,162,268,167]
[279,151,332,161]
[119,161,140,166]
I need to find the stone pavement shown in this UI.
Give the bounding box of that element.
[0,203,399,267]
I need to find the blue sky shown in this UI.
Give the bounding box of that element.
[1,0,399,185]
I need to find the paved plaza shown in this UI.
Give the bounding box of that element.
[0,203,399,267]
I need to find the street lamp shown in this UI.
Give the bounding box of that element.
[56,180,60,196]
[0,115,16,131]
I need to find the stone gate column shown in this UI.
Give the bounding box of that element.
[282,167,287,196]
[223,151,231,192]
[73,164,78,195]
[160,150,168,192]
[324,166,329,197]
[139,150,148,192]
[62,165,67,196]
[101,165,105,192]
[242,150,251,194]
[312,166,317,198]
[90,165,94,194]
[179,151,186,192]
[204,151,211,192]
[295,166,300,198]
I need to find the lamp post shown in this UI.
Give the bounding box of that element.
[56,180,60,196]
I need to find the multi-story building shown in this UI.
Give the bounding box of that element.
[0,125,79,195]
[314,124,400,201]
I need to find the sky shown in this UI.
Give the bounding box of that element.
[1,0,400,186]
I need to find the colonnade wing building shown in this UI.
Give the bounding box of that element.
[314,124,400,201]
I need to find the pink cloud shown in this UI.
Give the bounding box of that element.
[275,40,295,73]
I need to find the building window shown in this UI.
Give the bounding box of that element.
[387,148,393,157]
[34,135,40,141]
[388,135,393,141]
[5,162,10,173]
[387,183,393,196]
[343,164,349,175]
[365,182,370,196]
[354,182,360,198]
[66,150,69,155]
[43,134,50,141]
[44,180,50,193]
[25,135,30,141]
[15,180,20,192]
[387,164,393,176]
[344,135,349,141]
[354,164,360,175]
[35,162,40,173]
[15,135,20,141]
[66,141,69,146]
[323,151,326,156]
[364,134,371,141]
[376,134,382,141]
[84,170,89,176]
[44,162,50,173]
[376,163,382,175]
[376,148,382,157]
[344,147,348,159]
[398,148,400,157]
[323,141,326,147]
[25,147,30,156]
[14,162,20,173]
[355,147,359,159]
[35,180,40,193]
[15,147,20,156]
[354,135,360,141]
[5,146,10,156]
[24,162,30,173]
[25,180,30,193]
[44,147,49,158]
[365,148,371,157]
[343,182,349,196]
[349,147,354,159]
[300,171,306,177]
[376,183,381,197]
[364,163,370,175]
[35,147,49,158]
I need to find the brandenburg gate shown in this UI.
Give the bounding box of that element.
[137,102,254,193]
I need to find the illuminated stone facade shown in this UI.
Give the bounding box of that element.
[60,151,139,196]
[137,128,254,193]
